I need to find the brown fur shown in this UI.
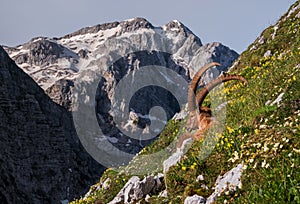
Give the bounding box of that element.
[176,63,247,149]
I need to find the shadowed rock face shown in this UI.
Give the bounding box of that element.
[94,50,186,154]
[0,46,104,204]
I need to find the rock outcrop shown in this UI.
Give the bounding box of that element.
[206,164,244,204]
[108,174,164,204]
[184,195,206,204]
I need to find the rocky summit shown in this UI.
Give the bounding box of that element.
[1,17,240,203]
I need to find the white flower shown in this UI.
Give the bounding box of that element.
[253,143,262,148]
[238,183,243,189]
[228,158,235,163]
[261,160,266,168]
[234,151,239,159]
[263,146,270,152]
[293,148,300,154]
[259,125,267,129]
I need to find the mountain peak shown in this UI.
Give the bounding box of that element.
[162,19,202,46]
[163,20,193,34]
[62,17,153,39]
[119,17,154,31]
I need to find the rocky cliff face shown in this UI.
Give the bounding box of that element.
[0,46,104,204]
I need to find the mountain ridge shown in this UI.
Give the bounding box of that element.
[3,17,236,93]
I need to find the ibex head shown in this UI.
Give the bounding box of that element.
[180,62,248,145]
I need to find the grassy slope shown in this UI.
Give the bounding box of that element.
[72,1,300,203]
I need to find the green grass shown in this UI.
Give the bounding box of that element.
[71,168,132,204]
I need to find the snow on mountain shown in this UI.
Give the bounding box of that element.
[4,17,237,93]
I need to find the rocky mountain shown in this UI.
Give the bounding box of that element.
[0,46,104,203]
[3,18,238,165]
[1,18,240,203]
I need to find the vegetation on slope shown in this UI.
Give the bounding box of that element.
[72,1,300,203]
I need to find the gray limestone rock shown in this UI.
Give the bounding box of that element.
[108,175,161,204]
[206,164,244,204]
[45,79,74,110]
[184,195,206,204]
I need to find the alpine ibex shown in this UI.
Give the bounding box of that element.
[177,62,248,148]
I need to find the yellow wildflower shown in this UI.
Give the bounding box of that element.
[190,165,195,170]
[227,126,234,134]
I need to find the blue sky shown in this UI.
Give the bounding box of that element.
[0,0,296,53]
